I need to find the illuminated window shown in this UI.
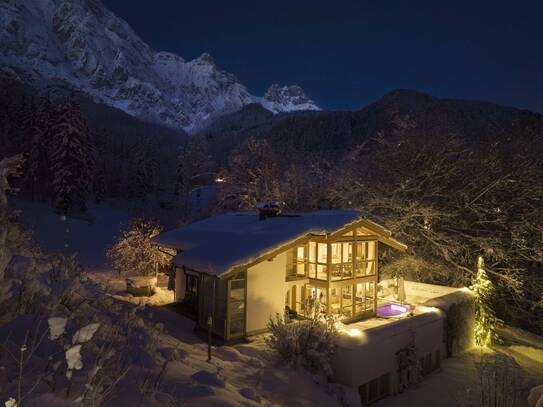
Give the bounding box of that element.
[355,282,375,314]
[286,245,307,280]
[307,241,328,280]
[317,243,327,263]
[341,285,353,318]
[355,241,376,277]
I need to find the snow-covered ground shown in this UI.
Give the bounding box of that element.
[5,200,343,406]
[8,199,543,407]
[15,199,131,269]
[117,308,343,407]
[14,199,181,270]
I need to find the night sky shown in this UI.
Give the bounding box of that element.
[104,0,543,113]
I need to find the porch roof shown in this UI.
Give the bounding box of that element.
[153,210,404,277]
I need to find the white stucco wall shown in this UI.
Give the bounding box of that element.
[175,268,185,303]
[246,252,287,334]
[333,310,446,391]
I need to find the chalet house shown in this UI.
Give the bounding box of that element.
[153,208,407,342]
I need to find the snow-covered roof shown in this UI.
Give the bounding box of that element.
[153,210,399,277]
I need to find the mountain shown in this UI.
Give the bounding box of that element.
[200,89,543,164]
[258,84,320,113]
[0,0,320,133]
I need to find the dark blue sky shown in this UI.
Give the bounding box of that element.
[105,0,543,112]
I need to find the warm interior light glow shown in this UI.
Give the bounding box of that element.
[390,304,408,313]
[346,328,362,337]
[416,305,440,314]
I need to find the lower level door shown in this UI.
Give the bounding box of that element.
[227,277,246,339]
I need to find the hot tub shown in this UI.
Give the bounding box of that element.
[377,303,411,317]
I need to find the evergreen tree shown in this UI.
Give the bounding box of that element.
[131,137,160,201]
[175,135,215,216]
[49,100,95,214]
[23,97,55,201]
[471,256,503,347]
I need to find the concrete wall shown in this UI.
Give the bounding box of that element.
[246,252,288,334]
[333,310,446,393]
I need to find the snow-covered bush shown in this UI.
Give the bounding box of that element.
[266,299,338,376]
[106,217,170,276]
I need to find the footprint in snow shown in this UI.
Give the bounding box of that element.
[191,370,225,388]
[240,387,261,402]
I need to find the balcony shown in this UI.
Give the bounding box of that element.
[286,270,308,282]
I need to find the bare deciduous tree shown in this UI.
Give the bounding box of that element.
[330,121,543,333]
[217,137,282,210]
[107,218,171,276]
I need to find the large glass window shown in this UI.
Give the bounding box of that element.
[317,243,327,263]
[355,282,375,314]
[228,277,245,338]
[306,285,327,314]
[330,242,355,280]
[308,241,317,279]
[286,245,307,280]
[331,243,341,280]
[355,241,376,277]
[296,247,305,275]
[327,282,376,320]
[341,285,353,318]
[307,241,328,280]
[307,239,376,281]
[309,241,316,262]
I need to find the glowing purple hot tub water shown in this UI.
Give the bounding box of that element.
[377,303,411,317]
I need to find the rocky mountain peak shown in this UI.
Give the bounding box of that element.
[195,52,216,66]
[260,84,319,113]
[0,0,320,133]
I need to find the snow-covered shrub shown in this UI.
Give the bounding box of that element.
[266,300,338,376]
[106,217,170,276]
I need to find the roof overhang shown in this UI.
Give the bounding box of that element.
[220,217,407,279]
[154,213,408,279]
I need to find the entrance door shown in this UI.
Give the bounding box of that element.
[185,274,199,312]
[227,276,246,340]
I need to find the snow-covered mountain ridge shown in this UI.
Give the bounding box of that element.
[0,0,320,132]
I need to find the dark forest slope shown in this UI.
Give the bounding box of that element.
[201,89,542,166]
